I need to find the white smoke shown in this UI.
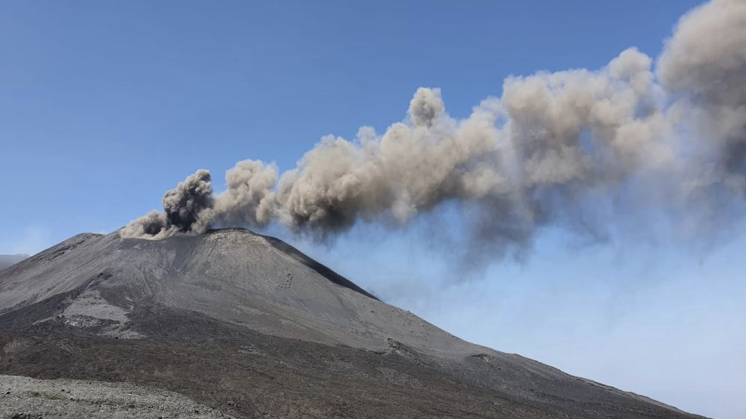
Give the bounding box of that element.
[122,0,746,255]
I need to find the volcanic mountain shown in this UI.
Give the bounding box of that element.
[0,229,702,418]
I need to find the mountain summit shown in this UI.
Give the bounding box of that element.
[0,229,701,418]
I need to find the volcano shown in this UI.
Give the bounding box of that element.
[0,229,701,418]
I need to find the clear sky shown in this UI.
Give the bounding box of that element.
[2,1,743,418]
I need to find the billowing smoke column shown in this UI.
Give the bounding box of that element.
[121,0,746,254]
[120,169,215,239]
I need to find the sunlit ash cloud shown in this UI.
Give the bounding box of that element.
[121,0,746,258]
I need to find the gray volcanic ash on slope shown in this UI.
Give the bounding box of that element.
[0,229,463,355]
[0,375,232,419]
[123,0,746,258]
[0,230,703,418]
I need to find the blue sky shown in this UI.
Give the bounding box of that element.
[3,1,743,418]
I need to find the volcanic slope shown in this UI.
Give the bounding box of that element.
[0,229,703,418]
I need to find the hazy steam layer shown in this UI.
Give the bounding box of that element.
[121,0,746,253]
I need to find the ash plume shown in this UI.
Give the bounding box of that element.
[121,169,214,239]
[213,160,278,228]
[122,0,746,254]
